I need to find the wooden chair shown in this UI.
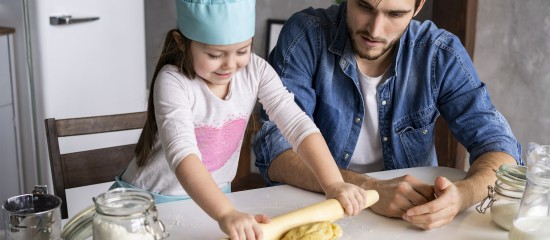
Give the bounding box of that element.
[45,112,146,219]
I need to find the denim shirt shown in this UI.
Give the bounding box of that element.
[253,4,522,185]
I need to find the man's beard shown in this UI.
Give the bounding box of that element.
[352,31,402,61]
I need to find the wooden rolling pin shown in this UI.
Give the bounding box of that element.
[259,189,379,240]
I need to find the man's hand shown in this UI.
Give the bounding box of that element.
[367,175,435,218]
[402,176,461,229]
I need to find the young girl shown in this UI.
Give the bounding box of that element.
[116,0,369,239]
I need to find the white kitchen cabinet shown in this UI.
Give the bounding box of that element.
[0,27,23,231]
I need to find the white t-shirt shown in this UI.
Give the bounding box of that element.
[348,68,384,173]
[122,54,319,196]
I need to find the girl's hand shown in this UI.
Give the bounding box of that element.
[218,210,271,240]
[324,182,368,216]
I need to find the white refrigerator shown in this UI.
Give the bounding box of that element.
[0,0,148,228]
[29,0,149,192]
[27,0,148,148]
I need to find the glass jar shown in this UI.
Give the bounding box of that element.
[476,164,526,230]
[509,143,550,239]
[61,188,168,240]
[93,188,168,240]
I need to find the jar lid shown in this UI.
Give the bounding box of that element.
[495,164,526,190]
[93,188,153,216]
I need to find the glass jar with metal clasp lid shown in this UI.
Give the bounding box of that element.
[62,188,169,240]
[476,164,527,231]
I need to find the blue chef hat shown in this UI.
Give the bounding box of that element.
[175,0,256,45]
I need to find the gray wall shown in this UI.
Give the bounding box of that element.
[474,0,550,159]
[144,0,177,87]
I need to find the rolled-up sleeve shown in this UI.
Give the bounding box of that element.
[435,35,522,165]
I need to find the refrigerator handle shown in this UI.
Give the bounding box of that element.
[50,15,99,26]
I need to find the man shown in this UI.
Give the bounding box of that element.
[253,0,522,230]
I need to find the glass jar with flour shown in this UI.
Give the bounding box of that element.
[61,188,168,240]
[93,188,168,240]
[476,164,526,230]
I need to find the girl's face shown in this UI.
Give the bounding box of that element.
[190,38,253,88]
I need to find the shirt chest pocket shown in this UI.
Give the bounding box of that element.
[394,106,440,167]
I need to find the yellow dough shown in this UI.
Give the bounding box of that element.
[280,221,342,240]
[259,191,379,240]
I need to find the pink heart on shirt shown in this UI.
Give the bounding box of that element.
[194,118,247,173]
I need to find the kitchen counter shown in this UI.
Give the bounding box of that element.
[64,166,508,239]
[158,166,506,239]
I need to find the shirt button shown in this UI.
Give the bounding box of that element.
[344,153,350,159]
[354,117,361,123]
[422,129,428,134]
[383,137,388,142]
[381,100,387,106]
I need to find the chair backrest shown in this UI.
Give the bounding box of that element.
[44,111,146,219]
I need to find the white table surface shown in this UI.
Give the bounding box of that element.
[64,166,508,239]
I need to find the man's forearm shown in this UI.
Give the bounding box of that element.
[268,149,325,192]
[455,151,517,211]
[267,149,373,192]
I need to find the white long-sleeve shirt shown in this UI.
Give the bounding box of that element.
[122,54,319,196]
